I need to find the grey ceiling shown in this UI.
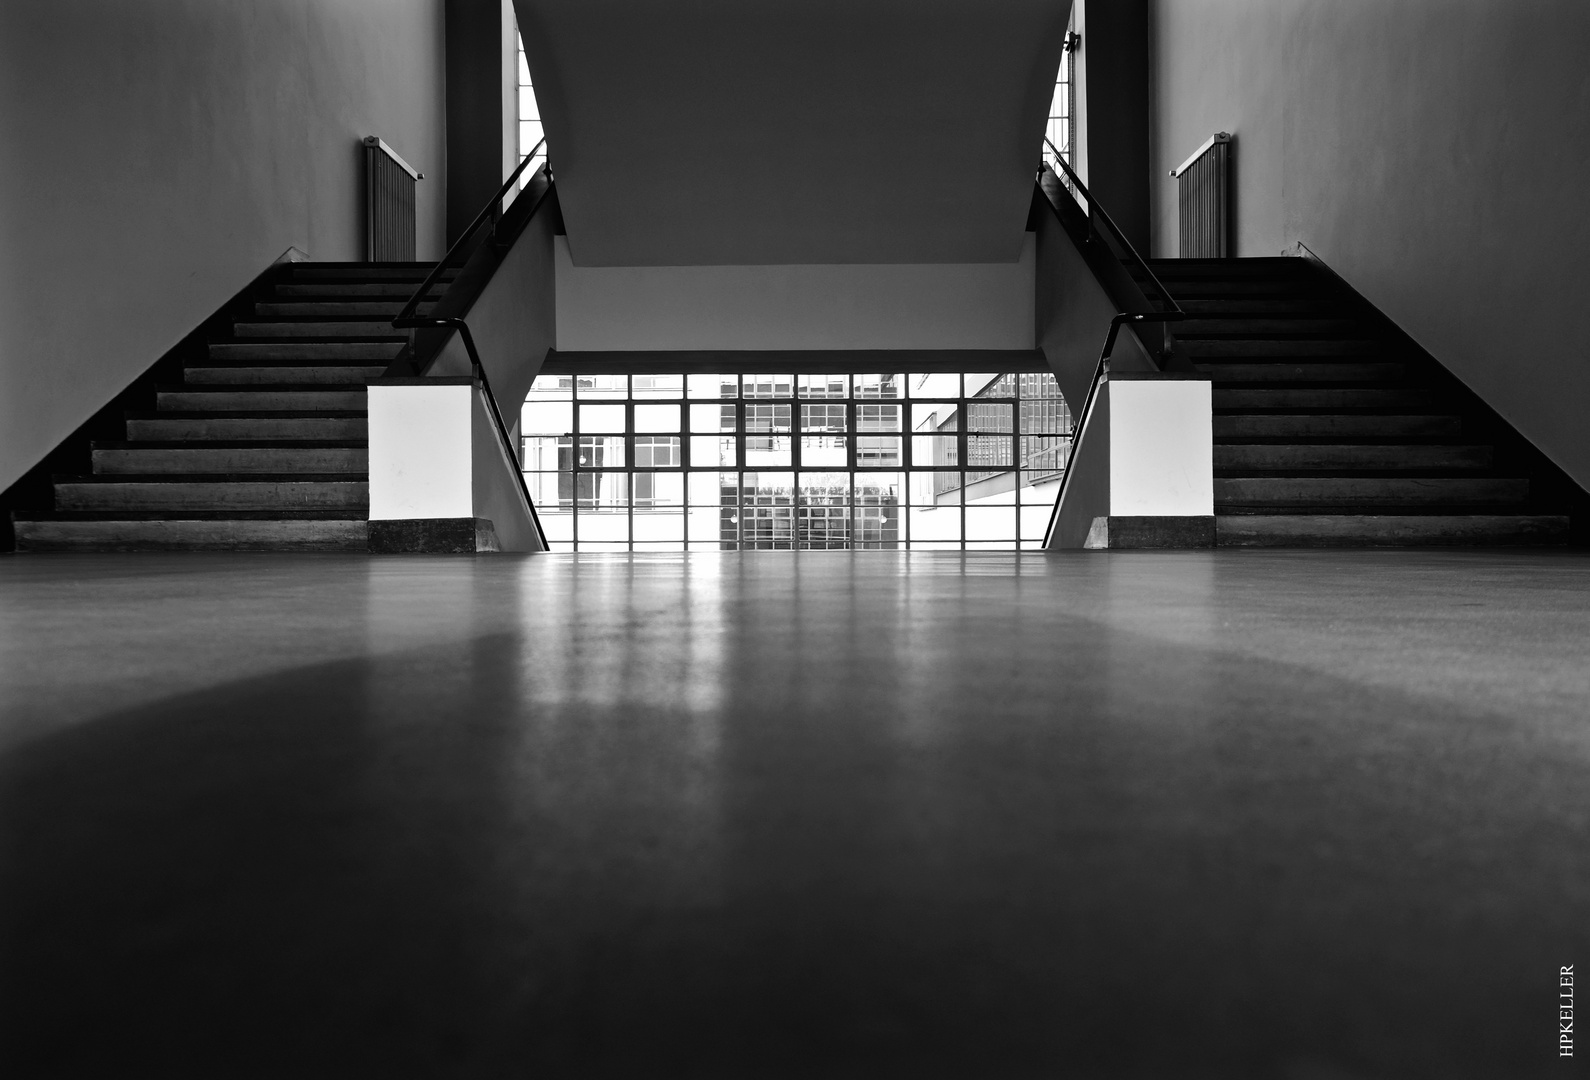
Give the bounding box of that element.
[513,0,1070,266]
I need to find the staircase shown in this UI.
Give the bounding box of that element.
[12,262,448,551]
[1147,257,1572,546]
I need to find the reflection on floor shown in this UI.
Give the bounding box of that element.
[1,551,1587,1077]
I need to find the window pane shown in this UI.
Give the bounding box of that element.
[798,472,850,505]
[911,402,958,433]
[965,505,1016,541]
[688,471,737,505]
[688,374,738,399]
[576,375,627,399]
[911,435,958,468]
[580,509,629,542]
[1020,504,1053,541]
[521,436,567,471]
[689,402,736,434]
[854,472,903,505]
[522,401,572,435]
[538,509,574,547]
[910,471,961,506]
[633,470,684,507]
[967,435,1013,467]
[687,506,729,542]
[523,471,569,507]
[856,436,901,467]
[579,403,626,433]
[799,505,852,548]
[799,435,847,467]
[1021,437,1070,475]
[578,470,628,508]
[577,435,625,468]
[527,375,572,399]
[800,403,848,432]
[852,505,901,548]
[632,374,683,399]
[744,436,790,466]
[742,374,793,398]
[798,374,848,398]
[633,511,685,542]
[853,373,903,398]
[518,87,539,122]
[744,403,791,432]
[741,472,794,505]
[967,402,1013,433]
[1020,470,1063,503]
[965,373,1014,397]
[634,404,681,433]
[909,372,960,398]
[633,436,681,468]
[690,435,736,467]
[908,504,961,542]
[856,404,901,432]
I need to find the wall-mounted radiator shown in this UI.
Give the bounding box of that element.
[1169,132,1231,258]
[364,136,424,262]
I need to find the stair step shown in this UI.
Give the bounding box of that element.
[254,301,435,318]
[92,444,368,475]
[232,320,403,338]
[1163,280,1317,297]
[1198,362,1404,384]
[274,283,448,299]
[1214,388,1432,410]
[1175,318,1361,335]
[1216,514,1569,548]
[11,517,369,552]
[1147,257,1305,277]
[1179,338,1382,358]
[158,387,367,411]
[286,266,449,281]
[125,414,367,441]
[1214,414,1463,438]
[54,479,368,511]
[1214,476,1529,507]
[184,365,388,386]
[207,342,403,361]
[1179,299,1340,315]
[1214,444,1493,472]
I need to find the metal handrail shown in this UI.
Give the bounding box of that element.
[1042,136,1182,322]
[1041,311,1189,548]
[390,138,552,551]
[391,137,546,331]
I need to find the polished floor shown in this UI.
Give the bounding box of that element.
[1,550,1587,1078]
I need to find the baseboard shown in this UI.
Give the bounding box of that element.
[368,517,500,554]
[1084,515,1216,550]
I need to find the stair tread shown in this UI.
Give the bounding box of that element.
[93,439,368,449]
[125,410,367,419]
[55,473,369,483]
[16,509,369,521]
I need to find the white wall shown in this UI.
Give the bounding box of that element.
[0,0,447,491]
[555,234,1036,351]
[1150,0,1590,488]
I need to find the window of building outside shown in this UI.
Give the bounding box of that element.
[1044,14,1077,174]
[521,372,1073,551]
[515,30,545,185]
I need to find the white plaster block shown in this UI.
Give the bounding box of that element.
[1108,379,1214,516]
[367,383,475,520]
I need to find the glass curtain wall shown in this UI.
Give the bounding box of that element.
[521,372,1072,551]
[515,30,546,186]
[1043,14,1078,175]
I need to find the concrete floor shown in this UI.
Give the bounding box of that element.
[1,550,1587,1078]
